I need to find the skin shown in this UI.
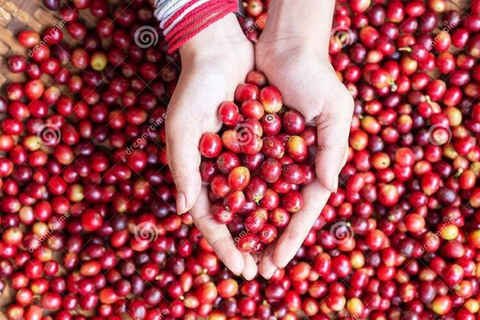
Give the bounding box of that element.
[165,0,354,279]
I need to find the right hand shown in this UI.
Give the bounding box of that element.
[254,36,354,278]
[165,14,257,278]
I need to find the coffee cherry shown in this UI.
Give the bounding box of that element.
[282,190,303,213]
[218,102,240,126]
[241,99,265,120]
[262,136,285,159]
[212,204,234,224]
[286,136,308,159]
[237,233,260,252]
[224,190,246,213]
[227,166,250,191]
[244,209,267,233]
[269,207,290,228]
[260,86,282,113]
[259,224,277,244]
[244,176,267,202]
[216,152,241,174]
[261,114,282,135]
[18,30,40,48]
[283,110,306,134]
[235,83,260,103]
[259,158,282,183]
[199,133,222,158]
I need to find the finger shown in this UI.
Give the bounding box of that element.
[166,107,203,214]
[315,93,354,192]
[190,186,246,275]
[258,242,277,279]
[241,253,258,280]
[273,180,331,268]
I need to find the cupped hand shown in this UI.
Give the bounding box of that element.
[165,14,257,278]
[255,38,355,278]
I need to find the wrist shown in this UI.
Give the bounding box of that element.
[259,0,334,60]
[257,33,329,63]
[180,13,248,64]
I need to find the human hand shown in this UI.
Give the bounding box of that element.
[255,36,354,277]
[165,14,257,278]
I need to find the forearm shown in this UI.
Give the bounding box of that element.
[262,0,335,58]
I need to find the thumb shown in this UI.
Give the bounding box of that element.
[315,89,354,192]
[166,110,203,214]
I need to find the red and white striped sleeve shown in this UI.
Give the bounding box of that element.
[154,0,240,53]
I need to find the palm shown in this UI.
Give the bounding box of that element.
[257,48,348,121]
[169,66,236,138]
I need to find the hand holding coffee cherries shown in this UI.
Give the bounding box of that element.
[254,45,354,277]
[166,1,354,278]
[165,14,258,278]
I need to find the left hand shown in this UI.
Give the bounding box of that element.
[255,37,355,278]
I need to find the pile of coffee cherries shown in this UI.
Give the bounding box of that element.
[1,0,480,318]
[199,73,315,252]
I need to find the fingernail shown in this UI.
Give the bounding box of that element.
[231,267,243,276]
[264,266,277,280]
[176,192,187,214]
[274,257,288,269]
[242,273,255,281]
